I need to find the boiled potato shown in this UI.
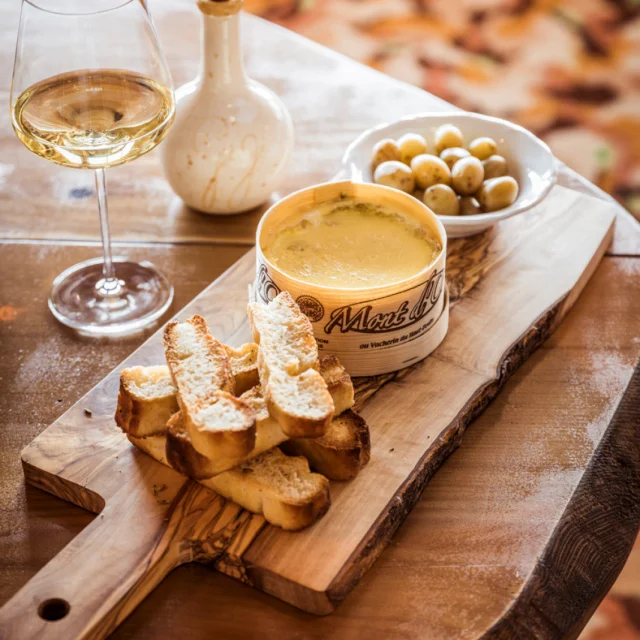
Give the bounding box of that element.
[373,160,415,193]
[440,146,470,170]
[451,156,484,195]
[482,154,508,180]
[468,137,498,160]
[434,124,464,154]
[423,184,460,216]
[397,133,428,165]
[459,196,482,216]
[476,176,519,212]
[371,138,401,169]
[410,154,452,189]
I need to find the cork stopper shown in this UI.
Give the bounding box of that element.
[197,0,243,16]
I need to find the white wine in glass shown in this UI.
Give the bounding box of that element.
[11,0,176,336]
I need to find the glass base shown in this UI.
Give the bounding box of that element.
[48,257,173,337]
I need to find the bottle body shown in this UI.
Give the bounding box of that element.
[160,10,294,214]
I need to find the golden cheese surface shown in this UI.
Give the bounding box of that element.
[262,199,441,289]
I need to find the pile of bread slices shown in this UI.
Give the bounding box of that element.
[116,292,370,531]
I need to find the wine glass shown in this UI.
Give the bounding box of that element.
[10,0,176,336]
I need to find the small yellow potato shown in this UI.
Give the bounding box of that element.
[440,146,470,170]
[423,184,460,216]
[410,154,452,189]
[482,154,508,180]
[468,137,498,160]
[434,124,464,154]
[459,196,482,216]
[373,160,415,193]
[476,176,519,212]
[451,156,485,196]
[371,138,401,169]
[397,133,428,165]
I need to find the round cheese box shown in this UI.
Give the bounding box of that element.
[255,180,449,376]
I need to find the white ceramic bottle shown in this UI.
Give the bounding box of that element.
[160,0,294,214]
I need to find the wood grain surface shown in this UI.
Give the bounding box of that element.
[0,185,624,638]
[1,0,639,638]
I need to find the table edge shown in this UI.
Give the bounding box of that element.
[484,363,640,640]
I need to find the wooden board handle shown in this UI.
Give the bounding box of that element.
[0,481,186,640]
[0,471,266,640]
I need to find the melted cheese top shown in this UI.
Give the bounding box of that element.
[262,199,441,289]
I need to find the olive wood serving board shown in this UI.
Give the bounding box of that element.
[0,185,616,639]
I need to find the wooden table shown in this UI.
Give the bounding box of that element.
[1,1,639,638]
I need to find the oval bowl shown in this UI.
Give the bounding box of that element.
[340,112,557,238]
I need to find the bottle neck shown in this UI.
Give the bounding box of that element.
[200,12,246,89]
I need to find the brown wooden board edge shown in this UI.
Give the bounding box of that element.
[22,460,105,514]
[321,300,565,612]
[484,362,640,640]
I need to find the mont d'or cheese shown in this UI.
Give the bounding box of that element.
[262,198,442,289]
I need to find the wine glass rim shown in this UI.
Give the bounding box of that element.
[24,0,136,17]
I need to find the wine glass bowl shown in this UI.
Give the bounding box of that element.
[12,68,175,170]
[10,0,176,336]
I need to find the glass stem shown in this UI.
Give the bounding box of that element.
[95,168,116,282]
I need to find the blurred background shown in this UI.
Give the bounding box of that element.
[241,3,640,637]
[245,0,640,222]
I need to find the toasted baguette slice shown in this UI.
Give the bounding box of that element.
[248,292,333,438]
[116,348,257,438]
[165,389,286,479]
[225,343,259,395]
[164,316,256,459]
[122,357,357,478]
[165,372,362,479]
[319,355,355,415]
[115,366,179,437]
[281,410,370,481]
[129,435,330,531]
[117,351,352,441]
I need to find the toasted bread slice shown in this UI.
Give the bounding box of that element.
[115,366,178,437]
[116,348,257,439]
[165,370,359,479]
[121,357,357,478]
[248,292,334,438]
[165,388,286,479]
[164,316,256,460]
[319,355,355,416]
[116,349,352,441]
[225,343,259,395]
[281,410,371,481]
[212,448,330,532]
[129,435,330,531]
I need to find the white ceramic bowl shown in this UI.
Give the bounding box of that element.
[340,112,557,238]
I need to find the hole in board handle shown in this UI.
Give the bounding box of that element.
[38,598,70,621]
